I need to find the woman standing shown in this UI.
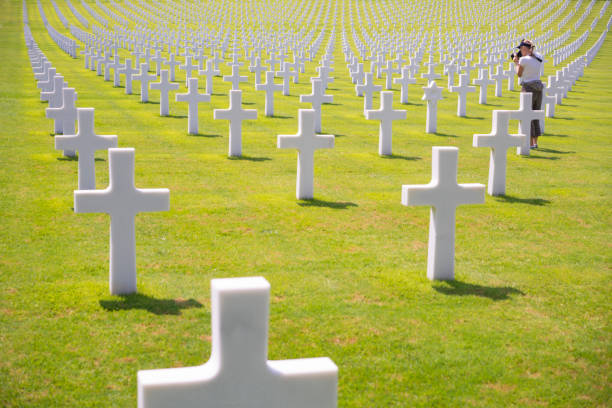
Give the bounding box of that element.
[514,40,544,149]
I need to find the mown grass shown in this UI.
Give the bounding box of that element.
[1,0,611,406]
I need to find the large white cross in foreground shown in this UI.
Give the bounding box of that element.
[278,109,334,200]
[401,147,485,280]
[138,276,338,408]
[74,148,170,295]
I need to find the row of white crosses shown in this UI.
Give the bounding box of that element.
[27,31,171,297]
[26,25,339,408]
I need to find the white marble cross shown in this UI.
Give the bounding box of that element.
[223,64,248,90]
[421,63,441,83]
[276,62,297,95]
[137,276,338,408]
[393,68,416,104]
[41,75,67,131]
[381,59,400,89]
[300,78,332,133]
[74,148,169,295]
[421,81,444,133]
[164,53,181,82]
[509,92,545,156]
[175,78,211,135]
[199,59,220,95]
[179,56,199,87]
[401,146,485,280]
[133,63,157,103]
[473,110,526,196]
[249,56,267,85]
[449,73,475,117]
[55,108,117,189]
[118,59,139,95]
[355,72,382,112]
[491,65,505,97]
[473,68,495,104]
[278,109,334,199]
[150,70,179,116]
[46,87,78,157]
[365,91,406,156]
[255,71,283,117]
[214,90,257,157]
[46,87,78,136]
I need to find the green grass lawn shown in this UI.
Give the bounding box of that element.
[1,0,611,406]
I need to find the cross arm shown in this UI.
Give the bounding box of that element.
[135,188,170,213]
[74,189,112,213]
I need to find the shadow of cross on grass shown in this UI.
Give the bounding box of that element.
[297,198,358,209]
[99,293,203,315]
[433,280,524,301]
[495,195,551,206]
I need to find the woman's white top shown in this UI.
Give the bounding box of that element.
[519,55,541,83]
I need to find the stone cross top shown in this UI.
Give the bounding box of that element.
[278,109,334,200]
[55,108,117,190]
[256,71,283,117]
[402,147,485,280]
[137,277,338,408]
[365,91,406,156]
[449,73,475,117]
[175,77,211,134]
[300,78,333,133]
[214,90,257,157]
[473,110,526,196]
[74,148,169,295]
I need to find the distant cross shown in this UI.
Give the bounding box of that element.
[249,56,267,85]
[150,70,179,116]
[118,59,139,95]
[316,65,334,90]
[255,71,283,117]
[223,64,249,90]
[151,50,165,76]
[491,65,505,97]
[107,54,123,84]
[266,51,280,71]
[175,77,211,135]
[393,67,417,104]
[365,91,406,156]
[509,92,545,156]
[46,87,77,136]
[472,68,495,104]
[350,62,365,86]
[300,78,333,133]
[473,110,525,195]
[401,146,485,280]
[137,276,338,408]
[213,90,257,157]
[421,62,441,83]
[276,62,298,96]
[199,59,221,95]
[74,148,169,295]
[55,108,117,190]
[179,56,199,88]
[421,80,444,133]
[277,109,334,200]
[356,72,382,112]
[381,59,400,90]
[164,53,181,82]
[449,73,475,117]
[133,63,157,103]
